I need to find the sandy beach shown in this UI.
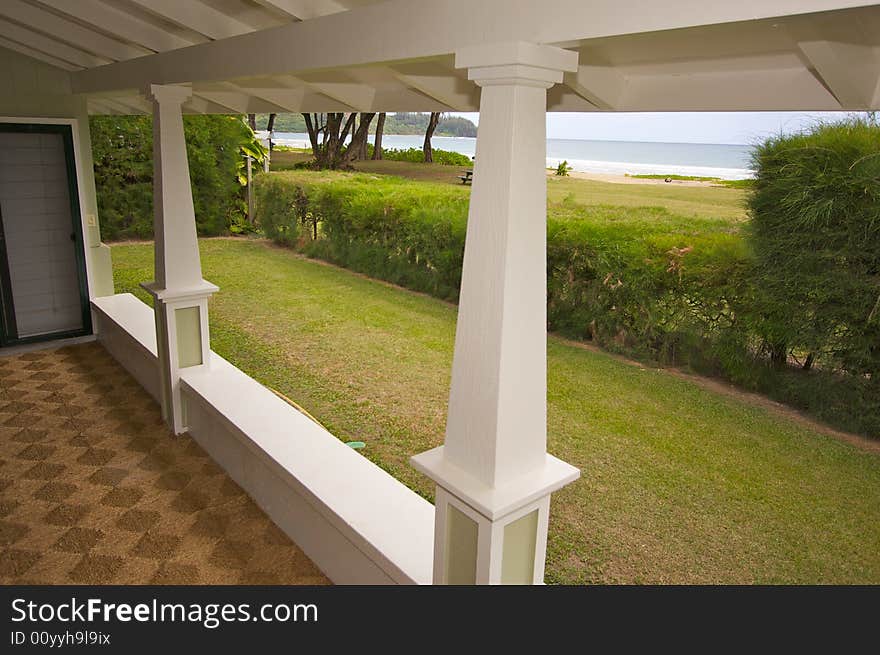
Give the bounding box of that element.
[548,170,721,187]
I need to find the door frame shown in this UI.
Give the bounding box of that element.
[0,122,92,346]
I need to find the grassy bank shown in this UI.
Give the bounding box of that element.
[112,238,880,584]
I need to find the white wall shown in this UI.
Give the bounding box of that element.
[0,46,114,303]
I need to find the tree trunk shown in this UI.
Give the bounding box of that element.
[372,112,386,160]
[304,113,358,169]
[802,352,815,371]
[303,113,319,153]
[357,115,371,160]
[246,114,256,219]
[770,342,788,368]
[423,112,441,163]
[265,113,276,172]
[345,113,376,163]
[246,155,254,223]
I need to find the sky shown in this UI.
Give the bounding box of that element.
[450,111,861,145]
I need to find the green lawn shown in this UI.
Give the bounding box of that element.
[111,238,880,584]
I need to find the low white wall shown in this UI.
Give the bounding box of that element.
[91,293,434,585]
[92,294,161,402]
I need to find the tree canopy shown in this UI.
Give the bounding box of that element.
[90,115,258,239]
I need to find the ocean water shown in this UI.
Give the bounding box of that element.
[269,132,755,180]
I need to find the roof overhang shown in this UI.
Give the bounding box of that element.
[2,0,879,113]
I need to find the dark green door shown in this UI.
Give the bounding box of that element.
[0,123,91,346]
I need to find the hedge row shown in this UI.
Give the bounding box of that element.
[254,171,747,349]
[368,145,472,166]
[257,172,469,299]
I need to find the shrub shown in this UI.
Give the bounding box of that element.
[252,175,303,245]
[91,115,257,240]
[747,118,880,379]
[368,145,472,167]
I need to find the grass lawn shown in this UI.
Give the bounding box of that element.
[112,238,880,584]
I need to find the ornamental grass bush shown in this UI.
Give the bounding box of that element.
[748,118,880,377]
[745,118,880,435]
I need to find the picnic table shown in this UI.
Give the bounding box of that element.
[459,169,473,184]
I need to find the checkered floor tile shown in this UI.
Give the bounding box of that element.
[0,342,329,585]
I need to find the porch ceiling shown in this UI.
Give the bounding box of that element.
[0,1,878,113]
[0,342,329,584]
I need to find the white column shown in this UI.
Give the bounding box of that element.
[411,42,580,585]
[141,84,218,435]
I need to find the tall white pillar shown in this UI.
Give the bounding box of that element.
[141,84,218,435]
[411,42,580,585]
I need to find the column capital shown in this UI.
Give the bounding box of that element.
[145,83,192,106]
[455,41,578,88]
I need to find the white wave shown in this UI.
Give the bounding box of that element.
[546,157,754,180]
[270,136,312,149]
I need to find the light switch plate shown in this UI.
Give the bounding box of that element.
[86,213,97,227]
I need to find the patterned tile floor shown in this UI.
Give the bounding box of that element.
[0,341,329,585]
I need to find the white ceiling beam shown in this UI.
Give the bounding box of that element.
[0,18,111,68]
[125,0,254,40]
[72,0,875,95]
[261,75,358,111]
[184,94,243,115]
[388,63,478,111]
[252,0,348,21]
[0,0,149,62]
[796,40,880,109]
[189,91,248,114]
[0,36,78,71]
[290,77,375,110]
[546,86,601,112]
[563,63,626,110]
[89,98,121,114]
[231,85,307,111]
[37,0,199,53]
[107,96,151,114]
[622,67,840,111]
[98,97,142,115]
[233,76,360,112]
[371,88,455,112]
[195,82,294,113]
[296,95,362,112]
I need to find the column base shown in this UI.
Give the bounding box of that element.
[142,279,218,434]
[411,447,579,584]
